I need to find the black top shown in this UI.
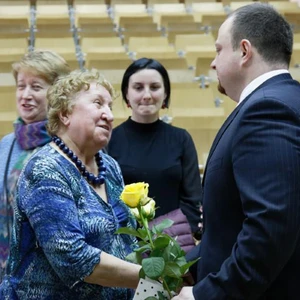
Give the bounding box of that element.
[107,117,202,233]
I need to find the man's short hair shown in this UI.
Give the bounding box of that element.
[230,3,293,67]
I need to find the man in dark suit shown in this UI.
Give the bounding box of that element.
[172,3,300,300]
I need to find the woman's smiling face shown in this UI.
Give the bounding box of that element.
[16,71,50,124]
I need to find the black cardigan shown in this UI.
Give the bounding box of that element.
[107,118,202,233]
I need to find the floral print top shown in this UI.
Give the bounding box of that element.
[0,144,137,300]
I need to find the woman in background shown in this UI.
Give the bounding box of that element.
[0,69,140,299]
[0,50,70,280]
[107,58,202,238]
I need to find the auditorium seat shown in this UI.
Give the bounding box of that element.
[35,4,71,37]
[185,0,217,5]
[127,36,178,61]
[0,0,29,4]
[74,4,116,38]
[165,21,203,44]
[0,38,28,72]
[0,73,16,113]
[184,44,215,74]
[229,1,254,11]
[152,4,199,44]
[290,67,300,82]
[0,70,17,139]
[170,82,225,161]
[174,33,215,68]
[147,0,180,6]
[294,33,300,43]
[113,4,148,28]
[170,83,224,122]
[268,1,300,13]
[112,4,160,45]
[110,0,143,5]
[152,3,188,30]
[0,4,30,38]
[73,0,107,4]
[110,87,131,127]
[283,10,300,32]
[291,41,300,68]
[34,37,78,69]
[222,0,253,7]
[81,37,132,70]
[191,3,227,38]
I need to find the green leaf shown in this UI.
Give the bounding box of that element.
[126,251,142,265]
[168,240,184,260]
[135,244,152,253]
[161,240,184,262]
[137,240,148,247]
[139,267,145,279]
[164,275,182,293]
[153,236,170,249]
[180,257,201,274]
[152,219,174,233]
[158,291,169,300]
[150,248,165,258]
[142,257,165,279]
[137,227,149,240]
[174,256,187,267]
[115,227,142,239]
[161,243,172,261]
[164,262,182,278]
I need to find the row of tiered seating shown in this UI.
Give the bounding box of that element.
[0,0,300,165]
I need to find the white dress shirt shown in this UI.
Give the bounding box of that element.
[238,69,289,105]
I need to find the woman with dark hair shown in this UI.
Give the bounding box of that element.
[107,58,202,238]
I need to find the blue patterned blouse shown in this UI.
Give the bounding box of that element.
[0,144,137,299]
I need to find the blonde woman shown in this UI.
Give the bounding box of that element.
[0,50,70,280]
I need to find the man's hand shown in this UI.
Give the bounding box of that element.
[171,287,195,299]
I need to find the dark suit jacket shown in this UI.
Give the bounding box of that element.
[187,73,300,299]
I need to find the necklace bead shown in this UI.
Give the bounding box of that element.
[52,136,106,186]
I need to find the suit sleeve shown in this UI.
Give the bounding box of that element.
[193,99,300,299]
[179,130,202,234]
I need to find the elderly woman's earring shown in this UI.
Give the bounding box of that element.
[161,102,166,109]
[127,102,131,108]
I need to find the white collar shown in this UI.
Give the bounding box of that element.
[238,69,289,105]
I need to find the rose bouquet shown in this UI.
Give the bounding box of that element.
[116,182,198,299]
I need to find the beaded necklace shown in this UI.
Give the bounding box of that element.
[52,136,106,186]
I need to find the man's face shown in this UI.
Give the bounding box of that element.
[211,17,241,101]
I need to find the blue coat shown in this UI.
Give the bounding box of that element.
[187,73,300,299]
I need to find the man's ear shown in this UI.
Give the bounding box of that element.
[240,39,252,63]
[59,111,70,127]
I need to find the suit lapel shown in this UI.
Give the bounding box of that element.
[202,73,294,186]
[202,104,241,186]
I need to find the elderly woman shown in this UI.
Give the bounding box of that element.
[0,69,140,299]
[0,50,70,279]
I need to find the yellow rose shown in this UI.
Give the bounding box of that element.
[120,182,149,208]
